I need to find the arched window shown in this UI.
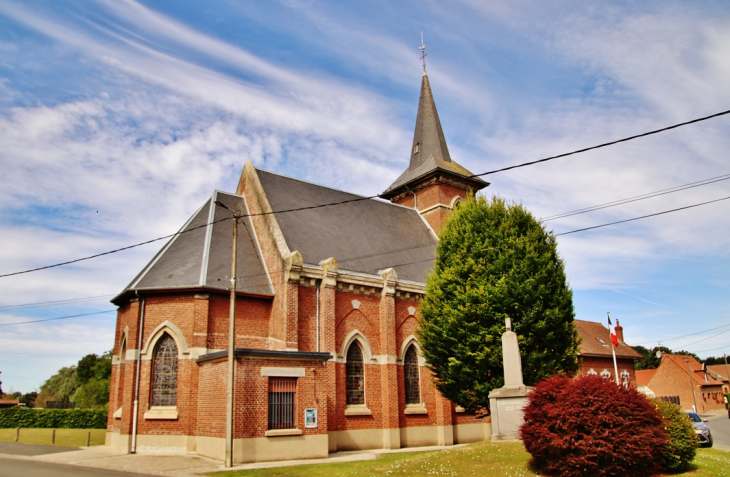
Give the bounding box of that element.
[114,336,127,410]
[620,370,630,386]
[404,345,420,404]
[151,333,178,407]
[600,369,611,380]
[346,342,365,405]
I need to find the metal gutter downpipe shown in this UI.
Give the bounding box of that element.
[316,280,321,352]
[131,291,145,454]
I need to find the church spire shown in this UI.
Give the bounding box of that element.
[409,72,452,171]
[381,47,488,234]
[381,71,487,201]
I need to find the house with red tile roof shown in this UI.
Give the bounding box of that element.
[642,354,725,412]
[635,369,657,398]
[574,319,641,386]
[706,364,730,394]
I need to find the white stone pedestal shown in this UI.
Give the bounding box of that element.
[488,386,530,441]
[488,317,532,441]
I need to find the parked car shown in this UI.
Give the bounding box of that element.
[685,412,713,447]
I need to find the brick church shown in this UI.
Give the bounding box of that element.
[106,71,491,463]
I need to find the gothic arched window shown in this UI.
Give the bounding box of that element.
[346,342,365,405]
[404,345,420,404]
[151,333,178,407]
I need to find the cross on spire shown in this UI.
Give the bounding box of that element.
[419,32,427,73]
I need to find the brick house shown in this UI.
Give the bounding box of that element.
[706,365,730,394]
[641,354,725,412]
[574,319,641,386]
[106,72,492,463]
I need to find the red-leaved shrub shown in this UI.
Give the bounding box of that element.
[520,374,667,476]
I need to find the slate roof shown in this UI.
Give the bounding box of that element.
[256,170,438,282]
[574,319,642,359]
[382,73,487,196]
[113,191,273,304]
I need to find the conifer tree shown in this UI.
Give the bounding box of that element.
[419,196,579,413]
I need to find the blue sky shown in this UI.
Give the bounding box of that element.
[1,0,730,394]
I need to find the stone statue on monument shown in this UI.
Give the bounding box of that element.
[488,317,532,441]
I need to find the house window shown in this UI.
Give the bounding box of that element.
[587,368,598,376]
[600,369,611,380]
[404,345,420,404]
[151,333,178,407]
[620,370,630,386]
[268,377,296,430]
[346,342,365,405]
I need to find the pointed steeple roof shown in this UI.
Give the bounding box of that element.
[382,72,487,198]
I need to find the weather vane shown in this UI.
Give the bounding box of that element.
[419,32,427,73]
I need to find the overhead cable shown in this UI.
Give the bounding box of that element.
[554,194,730,236]
[0,310,116,327]
[469,109,730,178]
[2,108,730,278]
[542,173,730,222]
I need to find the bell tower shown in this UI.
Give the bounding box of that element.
[381,71,488,234]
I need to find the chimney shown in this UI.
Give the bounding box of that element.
[615,320,624,343]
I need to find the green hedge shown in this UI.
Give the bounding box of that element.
[0,407,107,429]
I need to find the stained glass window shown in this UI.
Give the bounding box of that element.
[346,342,365,405]
[404,346,420,404]
[151,333,178,407]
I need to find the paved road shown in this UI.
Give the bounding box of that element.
[0,441,78,456]
[0,457,154,477]
[706,413,730,451]
[0,443,154,477]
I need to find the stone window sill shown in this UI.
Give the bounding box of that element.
[404,404,428,415]
[455,405,465,413]
[144,406,179,420]
[265,428,303,437]
[113,407,123,419]
[345,405,372,416]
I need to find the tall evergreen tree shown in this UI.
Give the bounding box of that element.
[419,196,579,413]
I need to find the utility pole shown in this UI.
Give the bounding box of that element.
[216,200,239,468]
[722,353,730,400]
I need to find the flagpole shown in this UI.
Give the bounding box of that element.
[608,312,619,385]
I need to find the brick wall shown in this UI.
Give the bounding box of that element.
[578,356,637,386]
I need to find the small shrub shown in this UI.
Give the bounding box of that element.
[653,400,697,472]
[520,374,667,477]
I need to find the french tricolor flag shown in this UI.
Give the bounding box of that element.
[608,314,619,347]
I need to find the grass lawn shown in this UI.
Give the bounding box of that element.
[207,441,730,477]
[0,428,106,447]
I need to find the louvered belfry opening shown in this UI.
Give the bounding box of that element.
[268,377,296,430]
[404,345,420,404]
[346,342,365,405]
[151,333,178,407]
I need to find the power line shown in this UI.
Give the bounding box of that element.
[0,294,115,311]
[541,173,730,222]
[676,328,730,351]
[554,194,730,236]
[469,108,730,178]
[635,323,730,346]
[2,108,730,279]
[0,310,116,327]
[692,344,730,354]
